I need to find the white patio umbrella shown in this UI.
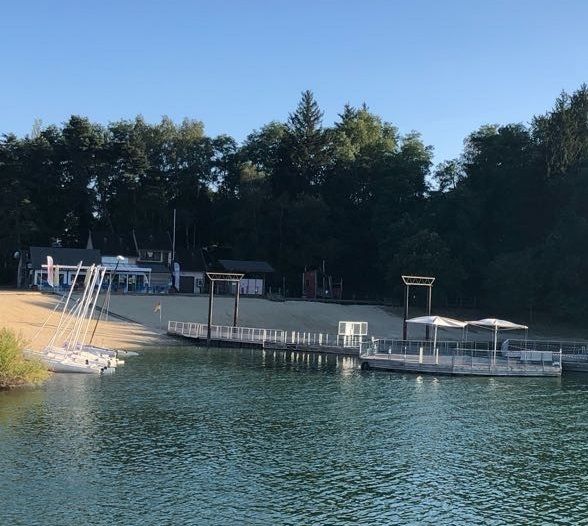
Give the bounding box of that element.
[406,315,468,363]
[466,318,528,363]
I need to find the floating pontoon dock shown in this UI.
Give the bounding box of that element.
[168,320,588,377]
[359,339,562,377]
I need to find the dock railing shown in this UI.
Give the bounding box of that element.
[506,339,588,355]
[359,338,562,373]
[506,339,588,365]
[168,320,370,349]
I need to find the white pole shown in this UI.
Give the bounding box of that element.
[493,326,498,365]
[172,208,177,262]
[47,262,82,348]
[81,267,107,346]
[76,266,100,345]
[72,265,100,351]
[56,299,83,347]
[68,265,96,351]
[434,325,438,364]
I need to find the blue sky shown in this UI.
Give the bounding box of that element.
[2,0,586,163]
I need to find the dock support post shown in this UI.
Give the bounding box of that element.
[426,285,432,341]
[403,285,409,340]
[207,279,214,343]
[233,282,240,327]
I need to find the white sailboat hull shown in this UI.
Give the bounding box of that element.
[46,359,103,374]
[81,345,124,366]
[25,349,109,374]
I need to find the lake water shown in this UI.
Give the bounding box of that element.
[1,347,588,525]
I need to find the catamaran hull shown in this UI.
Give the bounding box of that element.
[46,360,103,374]
[82,346,125,366]
[25,348,115,374]
[25,350,107,374]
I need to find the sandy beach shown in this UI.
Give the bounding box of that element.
[0,291,165,351]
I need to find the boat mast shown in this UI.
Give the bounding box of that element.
[47,262,82,348]
[81,267,107,347]
[68,265,97,352]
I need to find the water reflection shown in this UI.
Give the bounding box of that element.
[1,346,588,525]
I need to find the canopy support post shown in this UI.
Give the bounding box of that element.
[207,280,214,344]
[233,283,240,327]
[403,285,410,340]
[426,285,432,341]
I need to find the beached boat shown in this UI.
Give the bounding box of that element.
[27,261,124,374]
[25,347,114,374]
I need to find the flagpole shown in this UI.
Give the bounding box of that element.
[172,208,176,262]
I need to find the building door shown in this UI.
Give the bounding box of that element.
[179,275,195,293]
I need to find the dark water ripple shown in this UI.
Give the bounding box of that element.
[1,348,588,525]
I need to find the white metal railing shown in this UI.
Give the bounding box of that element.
[167,320,370,349]
[359,338,562,373]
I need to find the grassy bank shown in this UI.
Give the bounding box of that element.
[0,328,49,389]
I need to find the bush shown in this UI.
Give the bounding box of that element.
[0,328,49,389]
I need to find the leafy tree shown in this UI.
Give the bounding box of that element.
[533,84,588,177]
[2,85,588,321]
[273,90,331,196]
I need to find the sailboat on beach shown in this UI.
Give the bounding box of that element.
[26,260,131,374]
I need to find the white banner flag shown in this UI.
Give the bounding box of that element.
[173,262,180,291]
[46,256,54,287]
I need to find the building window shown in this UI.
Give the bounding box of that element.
[140,250,163,262]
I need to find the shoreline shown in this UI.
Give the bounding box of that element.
[3,290,586,353]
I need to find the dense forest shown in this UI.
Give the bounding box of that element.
[1,85,587,319]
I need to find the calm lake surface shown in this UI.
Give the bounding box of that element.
[1,347,588,525]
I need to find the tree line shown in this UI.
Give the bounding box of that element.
[1,85,587,319]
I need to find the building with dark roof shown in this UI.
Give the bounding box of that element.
[86,230,134,257]
[86,229,173,292]
[218,260,275,274]
[27,246,102,288]
[175,248,207,294]
[217,259,275,296]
